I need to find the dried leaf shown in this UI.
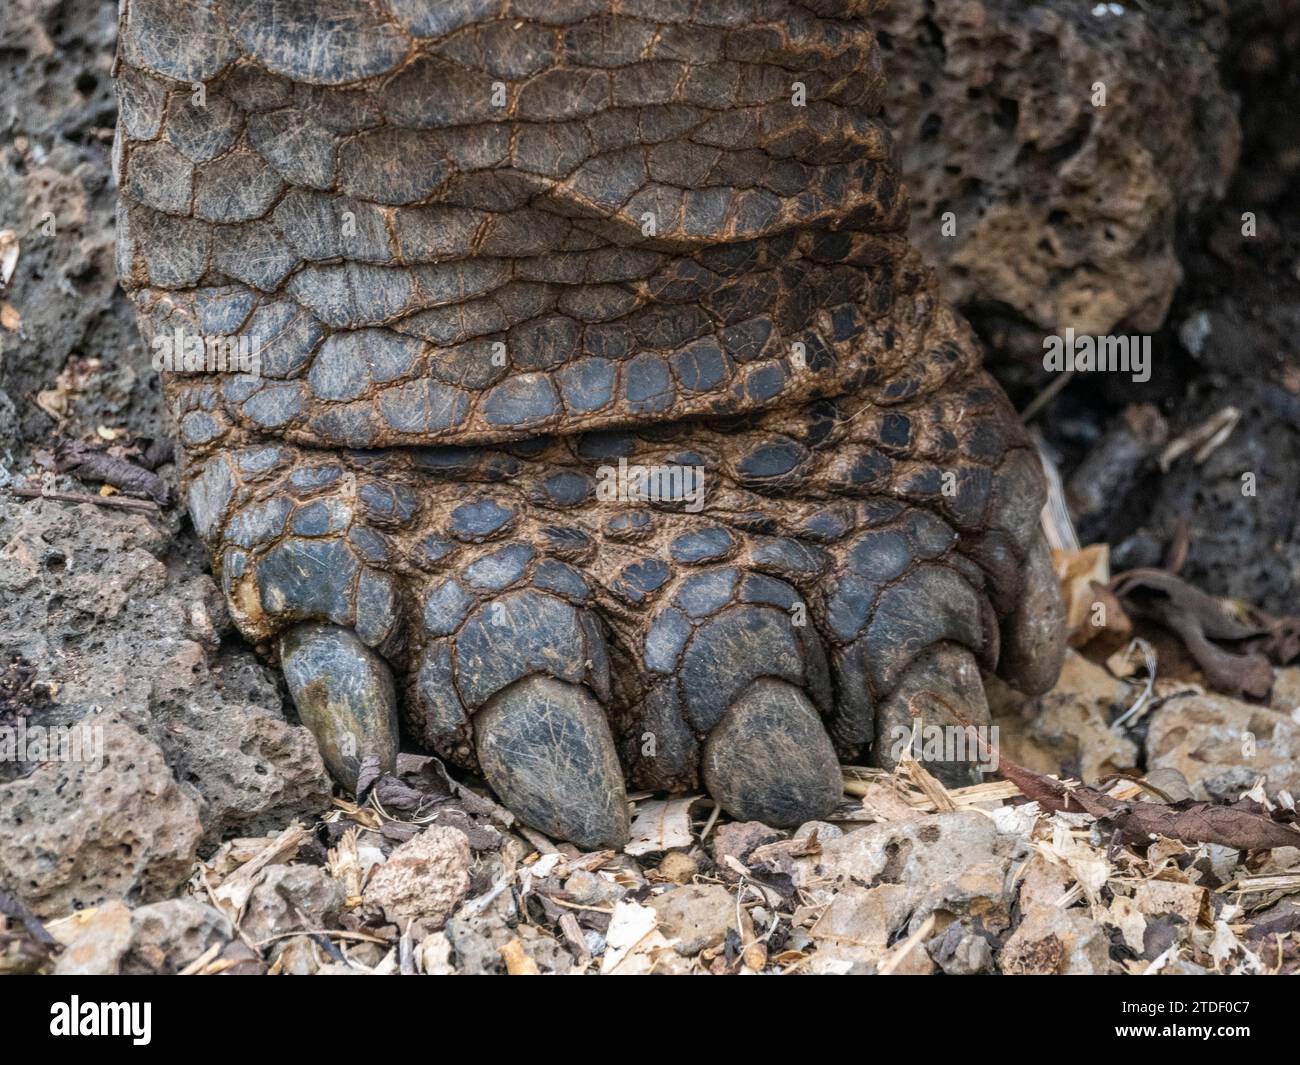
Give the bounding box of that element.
[1054,544,1131,648]
[1105,895,1147,953]
[625,796,699,856]
[997,755,1300,851]
[354,756,383,799]
[1101,799,1300,853]
[600,900,671,975]
[1110,569,1278,698]
[852,779,924,822]
[1132,880,1208,925]
[55,438,172,505]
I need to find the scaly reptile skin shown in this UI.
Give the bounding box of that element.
[114,0,1065,848]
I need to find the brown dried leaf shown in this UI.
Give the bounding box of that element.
[1110,569,1278,698]
[55,438,172,505]
[1054,544,1132,648]
[997,756,1300,851]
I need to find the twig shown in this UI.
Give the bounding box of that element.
[1021,369,1074,424]
[902,756,957,812]
[1112,638,1158,728]
[518,825,561,855]
[0,887,59,949]
[698,800,722,841]
[459,873,513,917]
[1159,406,1241,472]
[251,928,390,948]
[399,923,416,975]
[198,869,262,957]
[878,913,936,975]
[542,896,616,915]
[841,776,1021,807]
[177,942,223,976]
[6,486,160,512]
[211,823,308,928]
[1215,871,1300,895]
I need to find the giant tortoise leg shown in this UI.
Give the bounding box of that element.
[112,2,1066,846]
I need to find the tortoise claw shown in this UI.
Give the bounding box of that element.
[279,624,399,793]
[475,675,630,850]
[702,678,842,827]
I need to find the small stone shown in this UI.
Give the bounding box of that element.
[563,869,625,907]
[418,931,456,974]
[711,821,783,872]
[52,901,134,976]
[362,825,472,930]
[242,865,345,943]
[806,883,911,973]
[797,811,1010,894]
[648,883,738,956]
[276,935,325,975]
[1132,880,1209,925]
[793,821,844,844]
[930,926,995,975]
[655,851,699,884]
[1017,853,1076,912]
[1146,692,1300,800]
[909,860,1013,937]
[444,910,575,975]
[126,897,233,973]
[1000,906,1111,975]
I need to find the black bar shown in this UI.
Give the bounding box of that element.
[0,974,1288,1049]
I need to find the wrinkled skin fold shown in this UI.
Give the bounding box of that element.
[114,0,1065,848]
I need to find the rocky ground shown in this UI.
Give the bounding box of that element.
[1,0,1299,975]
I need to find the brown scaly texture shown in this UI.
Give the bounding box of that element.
[113,0,1066,830]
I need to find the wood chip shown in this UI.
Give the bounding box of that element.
[0,230,17,287]
[599,900,672,975]
[212,824,307,921]
[499,937,541,975]
[625,796,699,856]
